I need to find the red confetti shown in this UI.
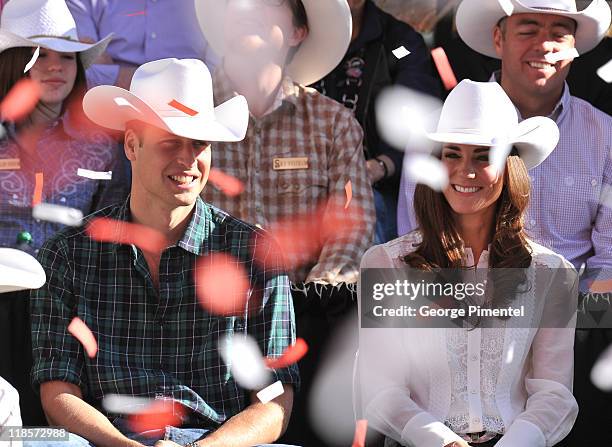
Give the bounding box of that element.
[86,217,168,254]
[32,172,43,206]
[352,419,368,447]
[195,252,249,316]
[168,99,199,116]
[67,317,98,358]
[344,180,353,209]
[589,279,612,293]
[0,78,42,122]
[127,400,185,437]
[265,338,308,369]
[431,47,458,91]
[125,10,146,16]
[208,168,245,197]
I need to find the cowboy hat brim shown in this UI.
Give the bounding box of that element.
[0,248,46,294]
[0,29,113,69]
[82,85,249,142]
[195,0,352,86]
[456,0,611,58]
[426,115,559,170]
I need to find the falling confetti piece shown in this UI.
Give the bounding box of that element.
[77,168,113,180]
[194,252,249,316]
[392,46,410,59]
[404,154,449,191]
[127,400,186,436]
[352,419,368,447]
[24,47,40,73]
[256,380,284,404]
[0,78,42,122]
[168,99,199,116]
[578,262,586,276]
[600,184,612,209]
[597,58,612,83]
[220,335,270,390]
[344,180,352,209]
[32,172,43,206]
[591,344,612,390]
[431,47,458,90]
[589,279,612,293]
[489,140,512,175]
[86,217,168,253]
[102,394,156,415]
[67,317,98,358]
[33,203,83,226]
[497,0,514,16]
[0,248,46,293]
[544,48,579,64]
[208,168,245,197]
[265,338,308,369]
[125,10,146,16]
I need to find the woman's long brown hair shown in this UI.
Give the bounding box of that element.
[403,152,533,311]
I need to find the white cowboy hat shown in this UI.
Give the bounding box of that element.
[0,248,46,293]
[82,58,249,142]
[0,0,112,68]
[456,0,611,58]
[427,79,559,169]
[194,0,352,86]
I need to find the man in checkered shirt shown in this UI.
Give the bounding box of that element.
[30,58,299,447]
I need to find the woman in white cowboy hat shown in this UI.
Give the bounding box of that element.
[0,0,119,427]
[358,80,578,447]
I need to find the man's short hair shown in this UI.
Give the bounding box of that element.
[287,0,308,31]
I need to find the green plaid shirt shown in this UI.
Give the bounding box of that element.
[31,196,299,427]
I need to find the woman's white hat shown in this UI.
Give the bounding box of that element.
[83,58,249,142]
[427,79,559,169]
[456,0,611,58]
[0,248,46,293]
[195,0,352,86]
[0,0,112,68]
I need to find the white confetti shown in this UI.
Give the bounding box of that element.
[489,140,512,176]
[376,85,442,152]
[220,335,270,390]
[33,203,83,226]
[597,58,612,83]
[102,394,156,415]
[392,46,410,59]
[256,380,284,404]
[404,154,448,192]
[77,168,113,180]
[0,248,46,293]
[24,47,40,73]
[544,48,579,64]
[497,0,514,16]
[591,344,612,391]
[600,184,612,209]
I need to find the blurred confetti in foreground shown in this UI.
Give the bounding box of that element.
[431,47,458,91]
[544,48,579,64]
[208,167,245,197]
[127,400,186,436]
[24,47,40,73]
[591,343,612,391]
[344,180,353,209]
[33,203,83,226]
[597,58,612,83]
[0,248,46,293]
[0,78,42,122]
[194,252,249,316]
[220,334,270,390]
[600,184,612,209]
[352,419,368,447]
[256,381,284,404]
[404,153,449,191]
[86,217,168,253]
[77,168,112,180]
[497,0,515,16]
[102,394,156,415]
[67,317,98,358]
[265,338,308,369]
[489,140,513,176]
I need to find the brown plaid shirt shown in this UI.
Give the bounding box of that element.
[202,69,375,284]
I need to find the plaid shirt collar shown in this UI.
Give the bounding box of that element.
[110,195,212,256]
[213,65,299,117]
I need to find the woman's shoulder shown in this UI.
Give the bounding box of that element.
[361,230,422,268]
[527,239,576,271]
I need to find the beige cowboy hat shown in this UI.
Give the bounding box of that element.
[83,58,249,142]
[427,79,559,169]
[194,0,352,86]
[456,0,611,58]
[0,248,46,293]
[0,0,112,68]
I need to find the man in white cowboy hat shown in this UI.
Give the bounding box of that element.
[400,0,612,444]
[30,58,300,447]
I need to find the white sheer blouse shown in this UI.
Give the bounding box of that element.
[358,231,578,447]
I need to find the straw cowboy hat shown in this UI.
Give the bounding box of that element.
[0,248,46,293]
[456,0,611,58]
[83,58,249,142]
[195,0,352,86]
[0,0,112,68]
[427,79,559,169]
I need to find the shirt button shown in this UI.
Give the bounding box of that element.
[530,219,536,226]
[60,197,66,203]
[474,417,480,424]
[470,390,477,395]
[591,179,598,186]
[151,32,157,39]
[563,176,574,186]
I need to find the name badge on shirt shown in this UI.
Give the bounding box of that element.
[0,158,20,170]
[273,157,309,171]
